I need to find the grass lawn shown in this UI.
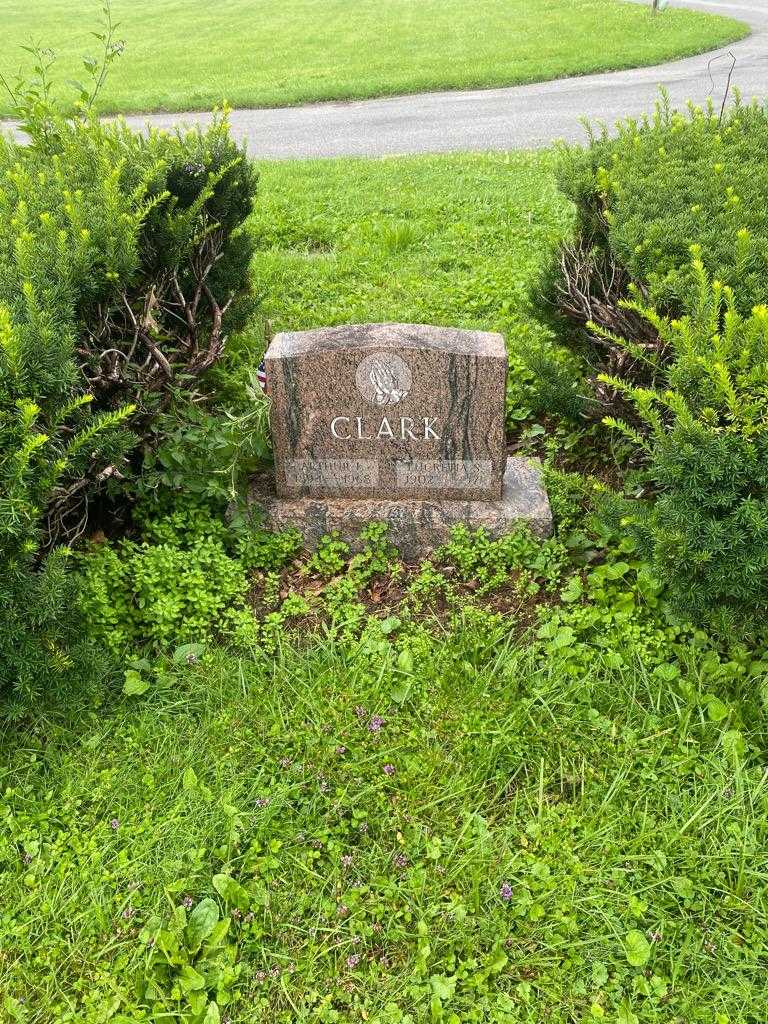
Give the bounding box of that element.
[0,0,750,116]
[2,153,767,1023]
[250,150,570,347]
[3,606,766,1020]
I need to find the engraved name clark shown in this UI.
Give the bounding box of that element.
[329,415,442,441]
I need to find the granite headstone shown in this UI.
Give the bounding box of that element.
[265,323,507,501]
[250,323,552,560]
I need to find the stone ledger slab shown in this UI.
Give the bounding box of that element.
[248,457,552,563]
[265,323,507,502]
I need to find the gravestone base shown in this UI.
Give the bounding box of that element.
[248,457,552,563]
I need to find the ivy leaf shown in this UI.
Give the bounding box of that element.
[624,929,651,967]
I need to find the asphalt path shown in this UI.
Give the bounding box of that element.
[3,1,767,158]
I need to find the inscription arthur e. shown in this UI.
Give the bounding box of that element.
[264,323,507,501]
[285,458,379,489]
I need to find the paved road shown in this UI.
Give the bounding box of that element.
[5,0,767,158]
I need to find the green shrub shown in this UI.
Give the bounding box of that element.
[535,96,768,426]
[0,47,259,536]
[557,96,768,318]
[599,259,768,628]
[0,275,135,705]
[0,112,259,413]
[0,31,262,704]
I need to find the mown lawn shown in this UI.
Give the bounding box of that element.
[251,150,570,347]
[0,0,749,116]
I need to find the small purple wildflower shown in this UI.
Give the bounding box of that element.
[394,853,408,869]
[382,764,395,776]
[500,881,513,902]
[122,906,135,920]
[255,797,270,808]
[346,953,361,969]
[338,904,350,917]
[270,965,281,978]
[231,908,243,920]
[182,895,194,910]
[359,822,369,834]
[335,744,347,755]
[21,852,32,865]
[355,706,367,720]
[255,970,267,982]
[110,818,120,830]
[279,756,293,768]
[368,715,385,734]
[341,854,354,869]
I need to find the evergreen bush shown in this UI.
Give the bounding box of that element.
[0,282,135,705]
[599,258,768,629]
[536,96,768,423]
[0,26,261,705]
[557,95,768,321]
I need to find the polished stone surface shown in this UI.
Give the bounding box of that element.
[265,323,507,502]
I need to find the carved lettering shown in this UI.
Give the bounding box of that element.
[329,415,443,442]
[330,416,351,439]
[377,417,395,439]
[400,417,418,441]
